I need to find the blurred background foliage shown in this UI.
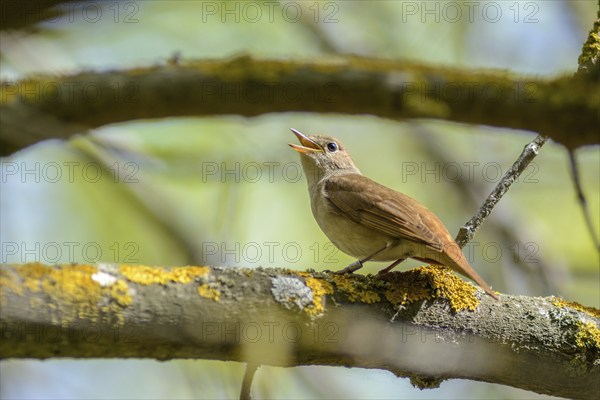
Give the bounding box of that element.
[1,1,598,399]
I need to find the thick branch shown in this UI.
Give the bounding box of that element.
[1,56,597,155]
[1,263,598,399]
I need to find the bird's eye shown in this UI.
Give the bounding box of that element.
[326,142,338,152]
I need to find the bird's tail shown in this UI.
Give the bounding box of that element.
[445,244,499,300]
[417,243,499,300]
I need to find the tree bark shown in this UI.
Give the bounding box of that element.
[1,55,598,155]
[1,263,598,399]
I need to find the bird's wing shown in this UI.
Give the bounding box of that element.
[324,174,448,251]
[325,174,499,300]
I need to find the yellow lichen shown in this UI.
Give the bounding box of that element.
[575,321,600,350]
[0,268,23,300]
[119,265,209,285]
[1,263,134,325]
[24,263,101,315]
[303,277,334,316]
[384,266,480,312]
[10,263,100,323]
[170,266,211,283]
[331,274,381,304]
[198,284,221,302]
[551,298,600,319]
[109,279,133,307]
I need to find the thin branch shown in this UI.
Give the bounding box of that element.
[1,263,599,400]
[568,150,600,252]
[1,56,597,155]
[240,363,260,400]
[414,126,560,294]
[455,135,548,248]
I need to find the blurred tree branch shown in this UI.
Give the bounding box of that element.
[576,0,600,76]
[1,263,599,400]
[569,5,600,252]
[0,0,76,30]
[1,55,597,155]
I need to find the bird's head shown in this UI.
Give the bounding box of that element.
[289,128,360,185]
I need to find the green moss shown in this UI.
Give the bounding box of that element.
[410,375,443,389]
[578,19,600,68]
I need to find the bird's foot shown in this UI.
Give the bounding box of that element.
[335,260,363,274]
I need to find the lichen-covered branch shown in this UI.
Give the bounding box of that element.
[1,263,598,399]
[1,55,597,155]
[576,1,600,75]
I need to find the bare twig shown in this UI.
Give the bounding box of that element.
[568,150,600,252]
[240,363,260,400]
[455,135,548,248]
[413,126,560,294]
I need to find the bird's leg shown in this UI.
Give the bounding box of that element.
[377,258,405,275]
[336,260,364,274]
[336,241,398,274]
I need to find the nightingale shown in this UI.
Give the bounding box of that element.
[289,128,498,300]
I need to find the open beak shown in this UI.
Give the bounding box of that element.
[289,128,324,153]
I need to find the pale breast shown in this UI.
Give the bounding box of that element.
[309,183,417,261]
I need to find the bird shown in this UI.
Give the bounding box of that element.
[289,128,498,300]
